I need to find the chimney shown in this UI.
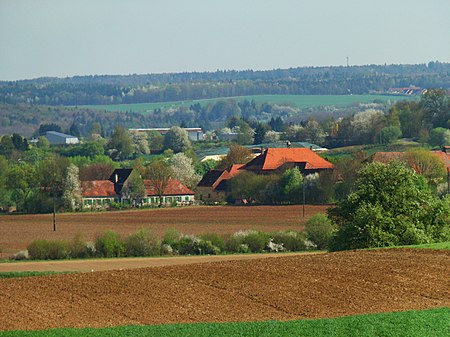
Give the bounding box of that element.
[310,146,313,150]
[115,174,119,183]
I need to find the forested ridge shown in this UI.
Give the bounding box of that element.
[1,62,449,106]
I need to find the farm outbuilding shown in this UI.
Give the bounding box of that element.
[45,131,79,145]
[129,128,204,141]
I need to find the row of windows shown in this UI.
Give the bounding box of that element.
[83,196,192,205]
[84,198,114,206]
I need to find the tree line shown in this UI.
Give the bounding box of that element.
[1,62,449,105]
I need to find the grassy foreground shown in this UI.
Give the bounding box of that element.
[1,308,448,337]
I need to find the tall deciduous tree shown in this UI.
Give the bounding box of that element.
[351,109,386,144]
[235,119,254,145]
[163,126,191,153]
[170,153,201,189]
[280,167,303,203]
[79,163,115,181]
[62,164,82,211]
[122,170,146,206]
[216,144,253,170]
[130,131,150,156]
[303,119,325,145]
[329,161,450,251]
[108,125,134,161]
[406,149,447,186]
[145,160,172,205]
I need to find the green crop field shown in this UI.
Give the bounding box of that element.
[1,308,447,337]
[79,94,417,115]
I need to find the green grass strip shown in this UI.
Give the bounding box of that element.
[0,271,74,279]
[396,242,450,250]
[1,308,448,337]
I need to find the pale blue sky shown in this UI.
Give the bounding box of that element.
[1,0,449,80]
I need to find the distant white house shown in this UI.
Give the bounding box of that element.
[45,131,79,145]
[129,128,204,141]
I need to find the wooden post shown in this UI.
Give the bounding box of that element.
[53,189,56,231]
[302,179,306,218]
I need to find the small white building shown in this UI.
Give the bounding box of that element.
[45,131,79,145]
[129,128,204,141]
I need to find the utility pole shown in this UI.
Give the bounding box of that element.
[447,168,450,195]
[53,189,56,231]
[302,179,306,218]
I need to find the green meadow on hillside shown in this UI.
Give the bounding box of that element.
[80,94,416,114]
[1,308,447,337]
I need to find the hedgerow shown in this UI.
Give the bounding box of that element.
[23,228,318,260]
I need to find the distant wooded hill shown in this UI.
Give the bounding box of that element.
[1,62,449,106]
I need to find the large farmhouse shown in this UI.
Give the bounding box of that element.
[241,148,334,175]
[81,168,195,208]
[197,148,334,203]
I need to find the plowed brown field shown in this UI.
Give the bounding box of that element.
[1,249,449,331]
[0,205,326,258]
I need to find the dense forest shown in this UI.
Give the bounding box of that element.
[1,62,449,106]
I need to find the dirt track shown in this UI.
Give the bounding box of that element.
[0,205,326,258]
[1,249,449,331]
[0,252,316,273]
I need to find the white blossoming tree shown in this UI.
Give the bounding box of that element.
[62,164,82,211]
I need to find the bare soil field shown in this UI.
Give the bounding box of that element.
[1,249,448,332]
[0,205,326,258]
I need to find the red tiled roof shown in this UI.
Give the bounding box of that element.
[227,164,245,177]
[432,151,450,170]
[243,148,334,171]
[144,179,195,196]
[81,180,118,198]
[370,152,407,164]
[197,170,230,188]
[372,150,450,171]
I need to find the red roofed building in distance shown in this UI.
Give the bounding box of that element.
[197,148,334,203]
[143,179,195,205]
[240,148,334,175]
[81,170,195,209]
[81,180,119,208]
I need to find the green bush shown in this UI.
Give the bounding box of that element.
[27,240,49,260]
[95,231,125,257]
[199,233,225,252]
[27,239,70,260]
[68,233,91,258]
[243,230,270,252]
[305,213,337,250]
[225,234,250,253]
[124,229,160,257]
[47,240,70,259]
[272,231,307,251]
[225,230,270,253]
[329,161,450,251]
[162,228,181,246]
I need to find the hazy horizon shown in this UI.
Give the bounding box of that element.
[1,0,449,81]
